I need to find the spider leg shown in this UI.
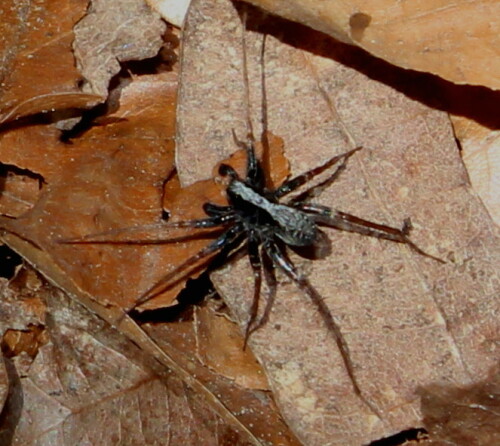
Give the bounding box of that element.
[288,153,352,204]
[131,223,245,310]
[231,129,265,189]
[244,247,278,343]
[219,163,241,180]
[203,202,234,217]
[273,146,362,199]
[302,204,445,263]
[243,230,263,349]
[58,214,235,244]
[264,240,383,419]
[234,9,267,190]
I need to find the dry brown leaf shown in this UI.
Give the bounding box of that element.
[0,239,300,445]
[453,116,500,226]
[0,2,196,314]
[0,278,273,445]
[0,0,102,123]
[74,0,167,98]
[420,364,500,446]
[145,312,303,445]
[178,0,500,444]
[0,71,180,310]
[244,0,500,90]
[193,303,268,389]
[0,166,42,218]
[239,0,500,230]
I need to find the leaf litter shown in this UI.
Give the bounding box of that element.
[0,3,299,442]
[0,0,101,123]
[177,0,500,444]
[0,0,499,445]
[1,277,266,445]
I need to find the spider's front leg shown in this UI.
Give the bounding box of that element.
[59,213,235,245]
[263,239,382,419]
[301,204,445,263]
[273,146,362,200]
[231,129,264,189]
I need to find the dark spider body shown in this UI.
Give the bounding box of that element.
[225,170,318,247]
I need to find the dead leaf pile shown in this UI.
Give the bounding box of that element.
[0,0,499,445]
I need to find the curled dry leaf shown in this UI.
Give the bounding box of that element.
[2,326,47,359]
[147,0,190,27]
[178,0,500,444]
[0,0,101,123]
[244,0,500,90]
[453,116,500,226]
[74,0,167,98]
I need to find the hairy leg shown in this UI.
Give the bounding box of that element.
[132,224,246,309]
[203,202,234,217]
[59,214,235,245]
[264,239,383,419]
[302,204,445,263]
[244,248,277,343]
[273,147,362,199]
[243,231,263,349]
[288,152,353,204]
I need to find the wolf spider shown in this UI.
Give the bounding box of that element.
[64,18,444,417]
[65,128,443,417]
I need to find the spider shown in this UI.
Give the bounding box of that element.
[63,15,444,418]
[66,129,443,417]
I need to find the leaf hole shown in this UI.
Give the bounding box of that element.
[349,12,372,42]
